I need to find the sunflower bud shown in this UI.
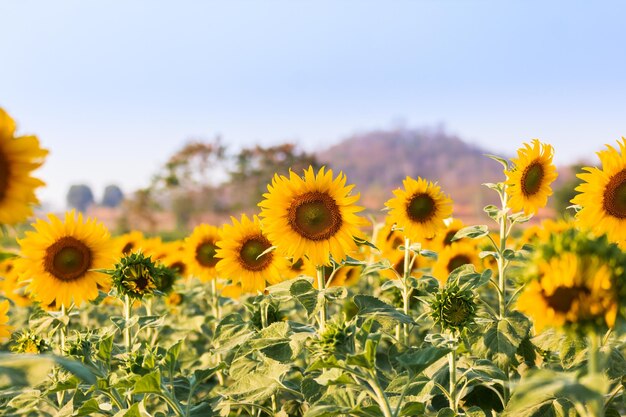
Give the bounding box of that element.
[10,329,50,354]
[112,253,158,299]
[430,286,477,334]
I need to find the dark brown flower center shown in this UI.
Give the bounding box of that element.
[544,286,589,313]
[520,161,544,196]
[406,193,436,223]
[443,230,459,246]
[239,235,273,271]
[0,150,8,201]
[447,254,471,273]
[170,261,186,275]
[603,169,626,219]
[288,191,342,241]
[196,241,219,267]
[44,236,92,281]
[121,242,134,255]
[290,258,305,272]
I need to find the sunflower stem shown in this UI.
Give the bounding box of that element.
[123,295,132,352]
[448,342,458,414]
[59,303,67,354]
[587,332,604,417]
[209,279,225,386]
[497,186,511,405]
[401,237,411,345]
[316,266,327,332]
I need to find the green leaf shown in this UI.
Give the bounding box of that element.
[304,404,351,417]
[214,313,255,353]
[485,154,510,170]
[137,315,165,331]
[290,279,321,318]
[483,205,500,221]
[474,312,531,368]
[394,346,450,376]
[301,376,326,403]
[76,399,103,416]
[96,335,114,362]
[0,353,97,389]
[436,408,456,417]
[452,225,489,241]
[466,406,487,417]
[353,236,379,251]
[353,295,413,324]
[132,370,162,395]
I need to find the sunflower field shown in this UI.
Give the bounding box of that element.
[2,108,626,417]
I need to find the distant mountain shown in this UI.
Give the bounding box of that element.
[316,127,510,222]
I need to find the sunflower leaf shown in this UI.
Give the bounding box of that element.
[452,225,489,241]
[485,154,510,170]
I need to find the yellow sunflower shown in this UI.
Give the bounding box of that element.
[259,166,366,266]
[185,224,221,281]
[302,257,362,288]
[0,108,49,225]
[17,211,116,308]
[505,139,558,215]
[0,299,11,339]
[0,258,31,307]
[428,218,467,252]
[572,138,626,247]
[517,253,617,332]
[432,242,482,283]
[161,240,189,279]
[216,214,288,293]
[375,219,429,280]
[385,177,453,241]
[115,230,146,256]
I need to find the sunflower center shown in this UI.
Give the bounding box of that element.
[170,261,186,275]
[288,191,343,241]
[290,258,305,272]
[196,241,218,267]
[603,169,626,219]
[44,236,92,281]
[239,235,273,271]
[406,193,436,223]
[447,255,471,273]
[521,161,544,196]
[121,242,134,254]
[443,230,459,246]
[444,297,472,326]
[544,286,589,313]
[0,150,9,201]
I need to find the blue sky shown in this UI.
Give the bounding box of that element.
[1,1,625,208]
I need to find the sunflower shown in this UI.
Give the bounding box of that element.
[115,230,146,256]
[0,299,11,339]
[572,138,626,247]
[0,109,48,225]
[517,253,617,333]
[216,214,288,293]
[0,258,31,307]
[432,242,482,283]
[505,139,558,215]
[259,166,366,266]
[385,177,453,241]
[375,220,429,280]
[160,241,189,279]
[17,211,116,308]
[429,218,467,252]
[185,224,221,281]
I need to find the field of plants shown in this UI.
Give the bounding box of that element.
[2,107,626,417]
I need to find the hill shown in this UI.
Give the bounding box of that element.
[316,127,515,222]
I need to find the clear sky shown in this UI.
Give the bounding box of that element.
[1,1,625,208]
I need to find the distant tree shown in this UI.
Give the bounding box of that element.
[67,184,95,212]
[102,185,124,208]
[230,143,320,208]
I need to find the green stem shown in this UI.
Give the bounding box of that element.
[209,280,225,386]
[587,333,604,417]
[123,295,132,351]
[448,346,458,413]
[401,237,411,345]
[316,266,327,332]
[59,304,67,353]
[367,372,394,417]
[497,187,511,405]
